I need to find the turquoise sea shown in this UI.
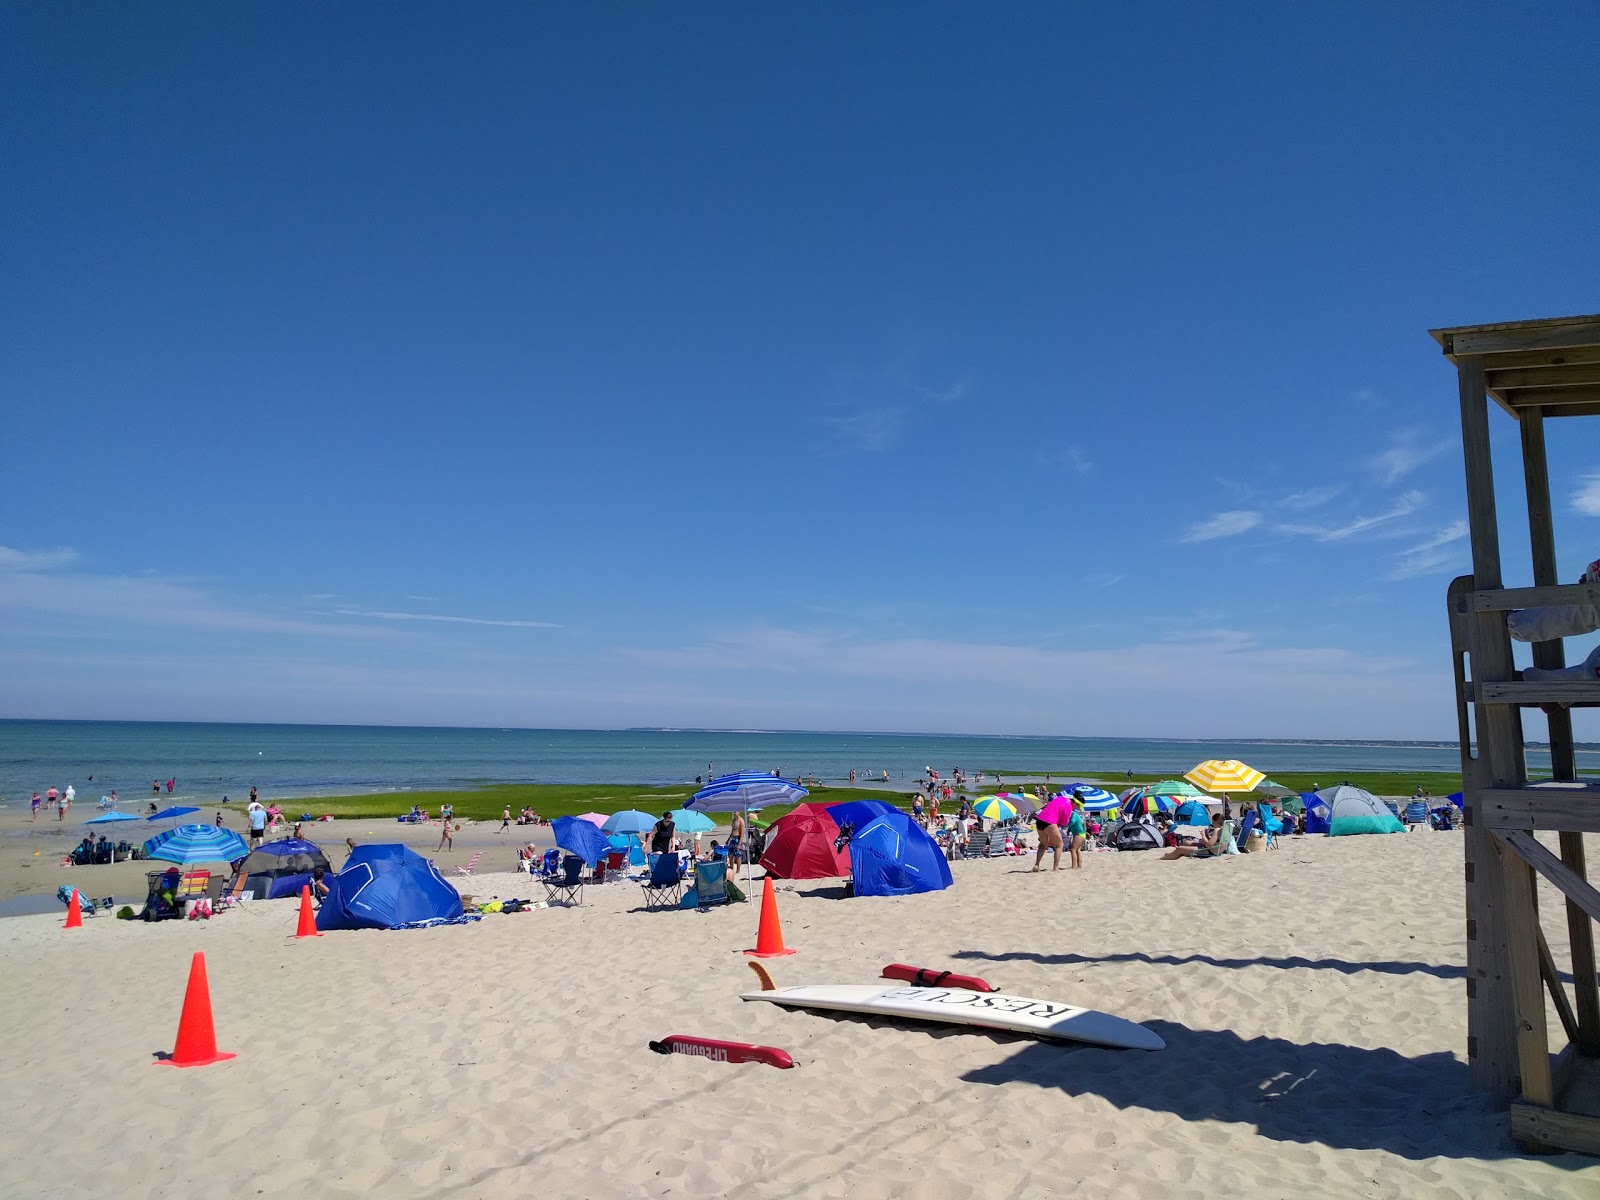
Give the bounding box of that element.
[0,719,1552,807]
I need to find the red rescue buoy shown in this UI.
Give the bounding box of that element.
[649,1034,795,1069]
[881,963,998,992]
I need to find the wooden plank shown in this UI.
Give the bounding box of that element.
[1497,831,1600,925]
[1537,922,1582,1045]
[1490,364,1600,390]
[1468,583,1600,611]
[1511,1101,1600,1156]
[1521,413,1600,1053]
[1484,345,1600,371]
[1478,787,1600,833]
[1478,681,1600,705]
[1504,850,1555,1105]
[1458,353,1522,1100]
[1504,385,1600,408]
[1443,318,1600,356]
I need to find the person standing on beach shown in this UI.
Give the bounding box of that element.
[650,811,676,855]
[499,806,511,833]
[249,786,258,807]
[1065,800,1087,870]
[438,821,455,852]
[247,801,267,846]
[30,792,41,821]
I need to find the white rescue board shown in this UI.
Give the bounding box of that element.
[741,984,1164,1050]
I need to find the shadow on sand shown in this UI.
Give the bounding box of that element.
[953,946,1468,981]
[961,1020,1588,1167]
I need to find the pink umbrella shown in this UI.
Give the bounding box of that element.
[1035,795,1075,825]
[574,812,608,827]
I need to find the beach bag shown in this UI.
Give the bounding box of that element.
[1245,831,1266,853]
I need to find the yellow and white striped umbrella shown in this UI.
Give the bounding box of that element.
[1184,759,1265,794]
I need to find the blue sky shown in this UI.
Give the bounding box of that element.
[4,5,1598,740]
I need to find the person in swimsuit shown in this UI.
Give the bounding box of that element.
[1032,812,1063,871]
[1065,801,1087,869]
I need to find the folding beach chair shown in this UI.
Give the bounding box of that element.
[640,852,684,910]
[455,852,482,877]
[1402,800,1430,828]
[1194,819,1238,858]
[542,855,585,906]
[960,830,988,858]
[680,859,731,909]
[538,849,561,878]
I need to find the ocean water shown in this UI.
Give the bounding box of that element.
[0,719,1528,807]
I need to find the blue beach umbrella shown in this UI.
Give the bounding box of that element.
[688,772,809,813]
[1065,786,1118,812]
[690,773,808,886]
[143,824,250,866]
[147,806,200,821]
[552,815,613,865]
[673,808,716,833]
[602,810,658,836]
[86,811,143,825]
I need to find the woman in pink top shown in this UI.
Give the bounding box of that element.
[1031,794,1073,872]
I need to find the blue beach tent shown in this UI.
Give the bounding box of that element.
[849,810,952,898]
[315,844,468,931]
[1301,793,1330,834]
[1315,785,1405,836]
[826,799,899,831]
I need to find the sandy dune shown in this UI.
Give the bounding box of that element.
[2,825,1597,1199]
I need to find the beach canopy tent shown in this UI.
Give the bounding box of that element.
[760,803,851,880]
[144,824,250,866]
[825,798,899,831]
[1172,798,1216,827]
[606,833,647,867]
[315,844,467,931]
[552,815,614,865]
[849,811,952,898]
[1112,821,1164,851]
[1314,785,1405,836]
[1303,793,1332,835]
[233,838,331,900]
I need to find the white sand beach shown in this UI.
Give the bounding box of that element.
[2,822,1598,1199]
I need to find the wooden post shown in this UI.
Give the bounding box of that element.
[1519,408,1600,1053]
[1458,354,1523,1099]
[1506,851,1555,1106]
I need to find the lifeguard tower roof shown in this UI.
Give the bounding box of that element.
[1430,313,1600,419]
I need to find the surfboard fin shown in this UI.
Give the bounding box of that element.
[747,960,776,991]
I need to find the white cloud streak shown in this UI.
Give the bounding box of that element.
[333,608,561,629]
[1370,431,1453,485]
[1574,474,1600,517]
[0,546,79,571]
[1389,520,1468,580]
[1182,511,1262,542]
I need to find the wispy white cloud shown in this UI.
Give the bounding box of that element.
[1574,473,1600,517]
[0,546,79,571]
[815,359,969,454]
[1038,446,1094,476]
[1389,520,1468,580]
[1278,490,1428,542]
[818,405,909,453]
[333,608,561,629]
[1182,511,1262,542]
[1370,430,1454,485]
[1280,485,1344,510]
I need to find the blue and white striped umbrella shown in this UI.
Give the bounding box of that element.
[1064,786,1118,812]
[143,823,250,866]
[687,772,808,814]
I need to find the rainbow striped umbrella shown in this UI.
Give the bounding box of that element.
[1184,760,1265,794]
[972,795,1019,821]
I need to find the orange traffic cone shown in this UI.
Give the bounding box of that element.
[156,951,236,1068]
[295,884,322,938]
[743,877,796,958]
[63,888,83,929]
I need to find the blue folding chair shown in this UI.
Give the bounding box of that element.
[641,852,685,909]
[542,855,585,906]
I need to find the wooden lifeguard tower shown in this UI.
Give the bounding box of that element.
[1435,313,1600,1155]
